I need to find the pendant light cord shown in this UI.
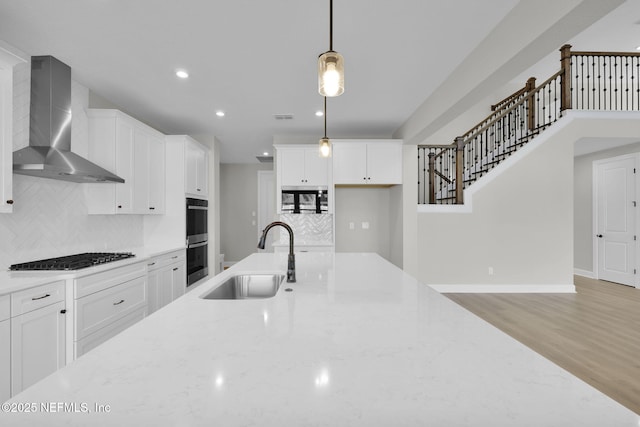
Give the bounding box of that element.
[329,0,333,51]
[323,96,328,139]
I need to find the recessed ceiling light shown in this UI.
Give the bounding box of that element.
[176,70,189,79]
[263,152,269,156]
[216,111,225,117]
[636,46,640,51]
[315,110,324,117]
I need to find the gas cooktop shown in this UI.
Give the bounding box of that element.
[9,252,135,271]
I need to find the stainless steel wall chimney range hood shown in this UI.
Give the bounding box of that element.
[13,56,124,183]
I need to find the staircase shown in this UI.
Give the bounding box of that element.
[418,44,640,205]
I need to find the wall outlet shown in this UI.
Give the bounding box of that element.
[488,267,494,275]
[362,221,370,230]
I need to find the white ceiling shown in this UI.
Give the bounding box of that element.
[0,0,637,163]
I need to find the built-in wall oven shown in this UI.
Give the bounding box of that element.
[186,198,208,286]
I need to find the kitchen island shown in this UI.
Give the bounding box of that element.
[2,252,638,426]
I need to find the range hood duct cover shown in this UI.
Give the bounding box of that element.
[12,56,124,183]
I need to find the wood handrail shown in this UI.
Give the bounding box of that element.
[459,70,563,147]
[491,86,527,111]
[420,44,640,205]
[434,169,452,184]
[570,50,640,57]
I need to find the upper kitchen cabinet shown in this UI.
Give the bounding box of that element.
[0,47,27,214]
[85,109,165,214]
[276,145,329,187]
[185,137,208,199]
[332,140,403,185]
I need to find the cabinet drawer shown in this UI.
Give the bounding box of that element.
[75,307,145,358]
[75,276,146,340]
[75,261,146,299]
[0,295,9,321]
[11,281,65,316]
[147,250,185,272]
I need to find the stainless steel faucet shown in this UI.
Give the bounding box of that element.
[257,221,296,283]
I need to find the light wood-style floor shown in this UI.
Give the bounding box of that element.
[446,276,640,415]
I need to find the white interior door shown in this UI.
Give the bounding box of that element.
[257,170,275,252]
[595,156,636,286]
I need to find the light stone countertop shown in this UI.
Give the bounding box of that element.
[0,245,186,296]
[2,252,638,426]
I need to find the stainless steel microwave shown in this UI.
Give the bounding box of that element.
[281,188,328,214]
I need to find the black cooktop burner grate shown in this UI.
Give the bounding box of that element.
[9,252,135,271]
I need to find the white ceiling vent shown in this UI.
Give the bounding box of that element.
[273,114,294,120]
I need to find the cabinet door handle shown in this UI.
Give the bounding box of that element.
[149,207,155,210]
[118,205,122,209]
[60,309,67,314]
[32,293,51,301]
[171,256,178,259]
[147,262,156,266]
[196,188,201,192]
[113,299,125,306]
[172,267,179,271]
[6,200,13,205]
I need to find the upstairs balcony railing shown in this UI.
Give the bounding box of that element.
[418,45,640,205]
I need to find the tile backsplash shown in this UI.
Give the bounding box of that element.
[0,175,143,267]
[278,213,333,244]
[0,59,143,268]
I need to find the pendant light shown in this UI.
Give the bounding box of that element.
[318,0,344,97]
[319,97,331,157]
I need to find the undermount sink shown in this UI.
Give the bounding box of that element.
[201,274,285,300]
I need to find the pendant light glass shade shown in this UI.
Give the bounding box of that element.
[318,51,344,97]
[319,137,331,157]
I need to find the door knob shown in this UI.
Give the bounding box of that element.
[597,234,603,238]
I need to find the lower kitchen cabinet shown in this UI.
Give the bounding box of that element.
[10,281,66,396]
[0,295,10,402]
[73,262,147,359]
[75,308,145,357]
[147,250,186,315]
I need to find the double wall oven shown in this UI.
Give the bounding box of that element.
[186,197,208,286]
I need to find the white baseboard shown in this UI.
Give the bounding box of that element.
[573,268,595,279]
[429,284,576,293]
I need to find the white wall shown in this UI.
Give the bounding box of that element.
[406,112,640,289]
[335,187,391,260]
[0,60,144,268]
[574,140,640,273]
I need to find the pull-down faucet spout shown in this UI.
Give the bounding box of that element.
[257,221,296,283]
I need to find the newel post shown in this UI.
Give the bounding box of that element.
[560,44,572,111]
[526,77,536,130]
[428,152,436,204]
[455,137,464,205]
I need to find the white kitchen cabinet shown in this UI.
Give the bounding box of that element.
[147,132,166,213]
[0,47,27,214]
[72,261,147,359]
[185,137,208,199]
[332,140,403,185]
[10,281,66,396]
[147,249,186,315]
[86,109,165,214]
[171,261,186,299]
[133,127,165,214]
[277,146,329,187]
[0,295,10,402]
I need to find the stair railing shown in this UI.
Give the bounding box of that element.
[418,44,640,205]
